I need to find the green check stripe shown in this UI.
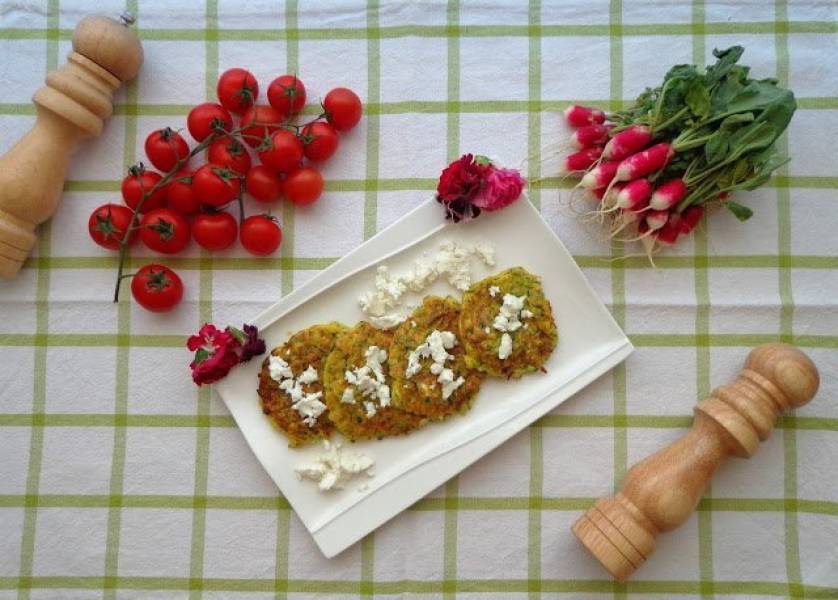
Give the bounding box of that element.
[1,577,836,596]
[0,494,836,516]
[2,19,837,40]
[54,174,838,192]
[3,412,836,431]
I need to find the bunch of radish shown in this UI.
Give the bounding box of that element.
[559,46,796,260]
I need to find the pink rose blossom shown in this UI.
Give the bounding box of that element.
[472,167,526,212]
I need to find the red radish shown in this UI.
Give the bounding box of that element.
[679,205,705,235]
[717,192,730,201]
[615,142,674,182]
[562,146,602,173]
[591,187,606,200]
[580,160,619,190]
[615,178,652,210]
[603,125,652,161]
[649,178,688,211]
[564,105,606,128]
[603,182,624,208]
[655,212,682,245]
[645,210,669,231]
[570,124,612,149]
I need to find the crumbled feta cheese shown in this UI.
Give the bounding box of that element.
[492,292,533,360]
[344,345,391,417]
[484,326,491,334]
[473,242,496,266]
[411,320,417,328]
[269,358,326,427]
[297,365,318,385]
[295,441,375,492]
[341,387,356,404]
[359,242,495,328]
[404,330,465,399]
[489,285,500,297]
[268,356,293,381]
[498,333,513,360]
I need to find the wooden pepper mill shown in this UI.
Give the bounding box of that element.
[0,13,143,279]
[572,343,819,580]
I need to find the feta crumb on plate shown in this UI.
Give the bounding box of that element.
[295,441,375,492]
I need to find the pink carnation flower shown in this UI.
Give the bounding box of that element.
[472,167,526,212]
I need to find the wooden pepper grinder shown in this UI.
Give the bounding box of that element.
[0,13,143,279]
[573,343,819,580]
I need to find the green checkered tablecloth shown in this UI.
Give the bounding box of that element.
[1,0,837,598]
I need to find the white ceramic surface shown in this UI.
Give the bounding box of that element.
[214,196,633,557]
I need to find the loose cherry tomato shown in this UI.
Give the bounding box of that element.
[323,87,362,132]
[240,105,284,148]
[144,127,190,172]
[245,165,283,203]
[187,102,233,142]
[207,137,252,174]
[192,164,242,208]
[240,214,282,256]
[283,167,323,205]
[258,130,304,174]
[217,68,258,115]
[140,208,190,254]
[88,204,137,250]
[301,121,339,162]
[267,75,306,116]
[192,211,238,251]
[166,170,200,216]
[131,263,183,312]
[121,164,167,213]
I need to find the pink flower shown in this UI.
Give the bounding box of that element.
[472,167,526,212]
[187,324,241,385]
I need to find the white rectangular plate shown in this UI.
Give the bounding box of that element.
[214,196,633,558]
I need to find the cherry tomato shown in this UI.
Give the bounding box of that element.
[187,102,233,142]
[216,68,258,115]
[240,105,284,148]
[192,212,238,251]
[283,167,323,205]
[258,130,304,174]
[207,137,252,174]
[301,121,339,162]
[240,214,282,256]
[267,75,306,116]
[323,87,362,132]
[88,204,137,250]
[131,263,183,312]
[121,165,167,213]
[192,164,242,208]
[144,127,190,172]
[245,165,283,203]
[166,170,201,216]
[140,208,191,254]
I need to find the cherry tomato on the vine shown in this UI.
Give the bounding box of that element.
[208,137,252,174]
[140,208,191,254]
[88,204,137,250]
[144,127,190,172]
[267,75,306,117]
[166,170,201,216]
[258,129,304,174]
[192,164,242,208]
[192,211,238,251]
[283,167,323,205]
[217,68,259,115]
[121,164,167,213]
[245,165,283,203]
[187,102,233,142]
[240,214,282,256]
[131,263,183,312]
[240,105,284,148]
[301,121,339,162]
[323,87,362,132]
